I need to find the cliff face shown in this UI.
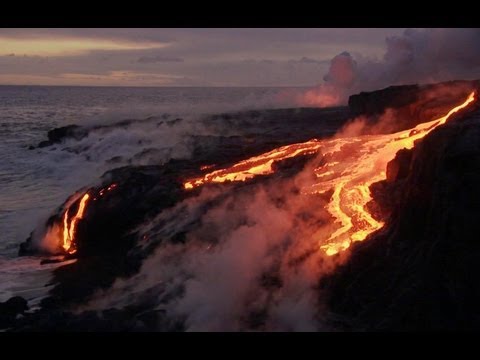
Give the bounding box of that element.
[325,99,480,331]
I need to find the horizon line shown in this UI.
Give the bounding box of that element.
[0,84,314,89]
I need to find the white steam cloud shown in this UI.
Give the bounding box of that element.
[78,157,346,331]
[299,28,480,107]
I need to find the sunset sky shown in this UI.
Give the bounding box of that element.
[0,28,406,87]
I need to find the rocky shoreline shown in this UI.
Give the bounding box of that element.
[4,80,480,331]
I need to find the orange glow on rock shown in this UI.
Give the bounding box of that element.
[59,183,118,253]
[200,164,216,171]
[184,92,475,256]
[61,193,90,254]
[184,140,323,189]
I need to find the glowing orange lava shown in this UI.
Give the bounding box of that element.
[184,139,324,189]
[200,164,216,171]
[184,92,476,256]
[61,193,90,254]
[60,183,117,252]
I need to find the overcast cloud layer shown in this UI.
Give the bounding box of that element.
[0,28,405,87]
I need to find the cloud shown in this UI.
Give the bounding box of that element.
[0,36,169,57]
[297,28,480,107]
[0,71,193,86]
[0,28,406,86]
[137,55,184,63]
[294,57,329,65]
[59,71,187,86]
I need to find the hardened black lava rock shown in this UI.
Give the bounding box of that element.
[0,296,28,329]
[323,100,480,331]
[348,80,480,133]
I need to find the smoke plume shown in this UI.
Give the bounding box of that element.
[78,157,346,331]
[299,28,480,106]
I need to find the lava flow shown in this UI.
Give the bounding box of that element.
[62,193,90,254]
[184,92,476,256]
[60,182,118,254]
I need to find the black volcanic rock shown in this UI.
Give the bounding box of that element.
[0,296,28,329]
[348,80,480,133]
[47,124,86,142]
[75,165,184,257]
[37,163,190,308]
[32,119,153,149]
[349,84,420,116]
[33,124,88,148]
[10,305,181,332]
[18,232,35,256]
[385,148,413,183]
[324,100,480,331]
[31,107,351,153]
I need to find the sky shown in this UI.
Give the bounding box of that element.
[0,28,406,87]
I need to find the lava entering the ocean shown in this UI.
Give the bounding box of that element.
[184,92,476,256]
[61,193,90,254]
[59,183,118,254]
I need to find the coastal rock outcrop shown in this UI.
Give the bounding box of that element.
[13,80,480,331]
[0,296,28,329]
[348,80,479,133]
[324,99,480,330]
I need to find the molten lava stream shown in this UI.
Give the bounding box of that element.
[62,193,90,254]
[186,92,475,256]
[59,183,117,253]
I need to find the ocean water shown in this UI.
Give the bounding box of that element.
[0,85,301,302]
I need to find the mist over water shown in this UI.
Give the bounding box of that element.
[0,85,301,257]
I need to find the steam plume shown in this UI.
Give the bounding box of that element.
[299,28,480,106]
